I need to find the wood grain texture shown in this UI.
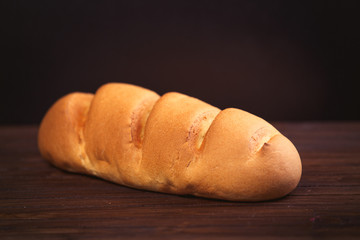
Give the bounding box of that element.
[1,123,360,239]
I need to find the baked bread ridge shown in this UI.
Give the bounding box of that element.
[38,82,302,201]
[38,92,94,174]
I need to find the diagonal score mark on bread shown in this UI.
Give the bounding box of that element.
[187,110,220,151]
[249,126,280,154]
[130,95,159,149]
[38,83,302,201]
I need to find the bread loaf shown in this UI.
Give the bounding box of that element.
[38,83,302,201]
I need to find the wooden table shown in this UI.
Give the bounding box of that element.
[1,123,360,239]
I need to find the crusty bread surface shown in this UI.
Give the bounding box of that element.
[38,83,302,201]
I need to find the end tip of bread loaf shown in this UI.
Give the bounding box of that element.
[38,92,94,173]
[252,134,302,201]
[194,108,302,201]
[209,133,302,202]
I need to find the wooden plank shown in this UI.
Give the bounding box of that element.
[1,123,360,239]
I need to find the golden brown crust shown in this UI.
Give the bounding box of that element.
[38,83,302,201]
[82,83,160,185]
[140,92,221,193]
[38,92,94,173]
[185,108,301,201]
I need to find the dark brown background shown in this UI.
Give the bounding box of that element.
[2,0,359,124]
